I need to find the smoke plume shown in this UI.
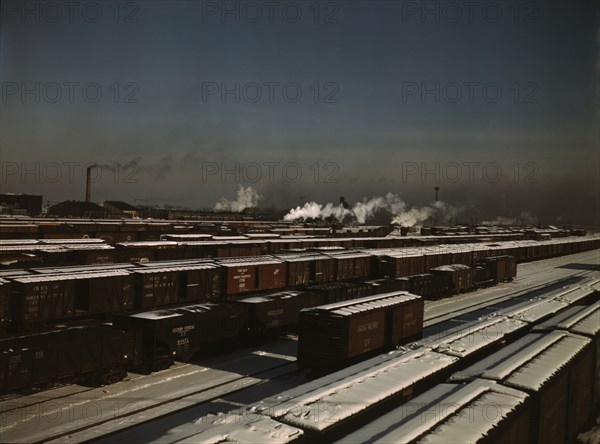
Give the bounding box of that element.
[214,185,262,212]
[391,200,464,228]
[284,193,406,223]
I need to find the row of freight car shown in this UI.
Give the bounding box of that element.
[0,254,515,333]
[1,233,596,269]
[0,286,414,392]
[0,264,511,394]
[1,219,394,240]
[178,281,600,444]
[2,267,596,397]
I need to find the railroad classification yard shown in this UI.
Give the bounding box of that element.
[4,1,599,442]
[0,219,598,444]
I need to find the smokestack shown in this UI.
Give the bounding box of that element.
[340,197,351,210]
[434,186,440,202]
[86,166,92,203]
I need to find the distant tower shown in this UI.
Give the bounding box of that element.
[434,186,440,202]
[86,166,93,202]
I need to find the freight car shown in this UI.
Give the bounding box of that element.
[9,271,135,331]
[303,281,372,304]
[430,264,475,294]
[112,303,246,371]
[234,291,323,338]
[450,331,593,444]
[532,301,600,415]
[404,273,449,300]
[274,253,335,286]
[297,292,424,371]
[0,324,140,392]
[218,257,287,296]
[336,379,532,444]
[237,285,600,443]
[476,255,517,283]
[132,264,221,309]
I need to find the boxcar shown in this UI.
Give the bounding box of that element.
[533,301,600,427]
[11,274,76,328]
[132,268,181,309]
[477,255,517,283]
[336,379,531,444]
[326,252,373,281]
[406,273,449,300]
[304,281,371,304]
[450,331,592,444]
[297,292,424,370]
[0,324,140,393]
[259,348,458,442]
[378,254,425,278]
[74,270,134,315]
[220,261,259,296]
[430,264,475,294]
[235,290,322,336]
[113,303,245,370]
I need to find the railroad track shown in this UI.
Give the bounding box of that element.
[423,268,595,327]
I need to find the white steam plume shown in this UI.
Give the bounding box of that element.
[391,201,464,228]
[284,193,406,223]
[284,194,463,226]
[214,186,262,212]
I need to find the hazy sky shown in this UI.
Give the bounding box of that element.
[1,0,598,224]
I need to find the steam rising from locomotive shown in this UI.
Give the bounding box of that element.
[284,193,463,227]
[214,185,262,212]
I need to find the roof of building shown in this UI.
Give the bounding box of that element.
[103,201,139,212]
[48,201,106,214]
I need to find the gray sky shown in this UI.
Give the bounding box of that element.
[1,0,598,224]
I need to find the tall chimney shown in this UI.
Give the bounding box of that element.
[86,166,92,202]
[340,197,351,210]
[434,186,440,202]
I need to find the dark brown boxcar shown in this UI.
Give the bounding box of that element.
[115,242,158,263]
[256,259,287,291]
[133,268,181,309]
[298,291,424,369]
[305,281,372,304]
[0,325,139,393]
[236,290,322,336]
[276,254,313,287]
[430,264,475,294]
[74,270,134,315]
[478,255,517,283]
[113,302,245,368]
[379,254,425,278]
[11,275,76,328]
[183,264,221,303]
